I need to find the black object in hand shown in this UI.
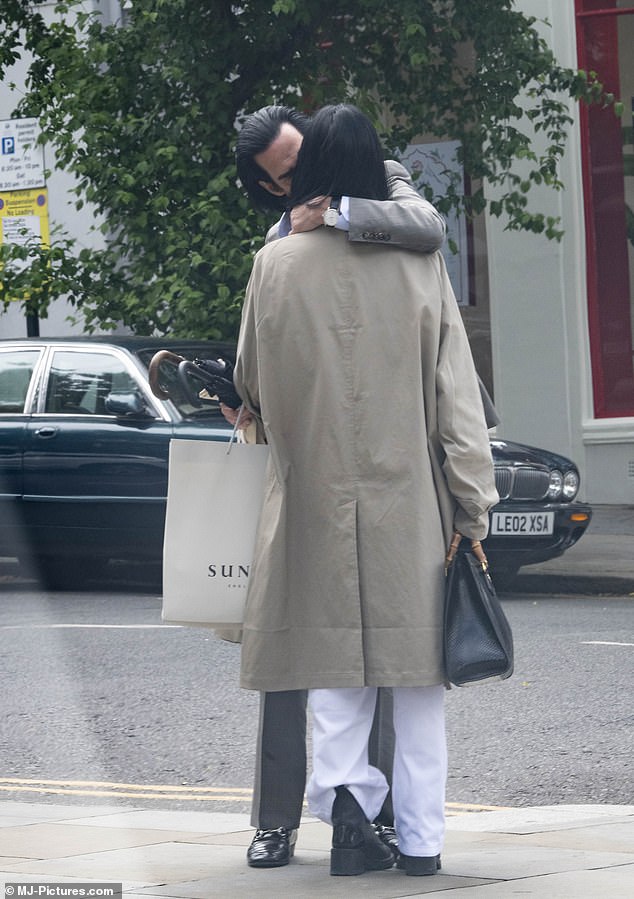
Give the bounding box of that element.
[177,357,242,409]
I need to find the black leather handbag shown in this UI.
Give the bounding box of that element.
[444,533,514,686]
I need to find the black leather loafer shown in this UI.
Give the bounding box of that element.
[373,823,399,854]
[246,827,298,868]
[397,852,442,875]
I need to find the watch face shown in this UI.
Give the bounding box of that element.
[323,206,339,227]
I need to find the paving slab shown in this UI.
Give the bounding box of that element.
[1,841,249,886]
[64,809,250,833]
[0,822,194,860]
[0,800,130,824]
[418,864,634,898]
[128,865,494,899]
[525,819,634,853]
[444,803,634,832]
[438,844,629,880]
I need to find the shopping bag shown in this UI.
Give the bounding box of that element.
[162,437,269,627]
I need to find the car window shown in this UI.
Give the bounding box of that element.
[44,350,140,415]
[0,350,40,413]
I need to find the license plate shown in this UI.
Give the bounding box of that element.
[491,511,554,536]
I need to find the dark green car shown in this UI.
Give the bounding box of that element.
[0,336,591,589]
[0,337,234,587]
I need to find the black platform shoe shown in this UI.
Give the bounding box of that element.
[397,852,442,876]
[330,786,396,876]
[246,827,297,868]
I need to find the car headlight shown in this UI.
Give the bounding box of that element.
[563,469,579,500]
[547,469,563,500]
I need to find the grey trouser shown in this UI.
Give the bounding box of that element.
[250,687,395,830]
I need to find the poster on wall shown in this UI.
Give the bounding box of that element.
[400,140,468,305]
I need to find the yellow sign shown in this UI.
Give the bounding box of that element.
[0,187,50,249]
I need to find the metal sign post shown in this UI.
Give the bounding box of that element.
[0,117,46,335]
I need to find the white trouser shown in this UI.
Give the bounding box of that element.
[307,685,446,857]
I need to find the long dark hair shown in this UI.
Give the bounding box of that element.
[290,104,388,208]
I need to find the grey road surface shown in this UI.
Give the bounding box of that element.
[0,579,632,814]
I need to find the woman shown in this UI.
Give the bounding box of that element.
[233,104,498,877]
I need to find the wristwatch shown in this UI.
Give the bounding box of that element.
[323,198,341,227]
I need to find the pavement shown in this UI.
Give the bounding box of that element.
[503,502,634,597]
[0,504,632,897]
[1,801,633,897]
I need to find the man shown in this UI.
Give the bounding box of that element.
[236,105,447,252]
[233,105,448,870]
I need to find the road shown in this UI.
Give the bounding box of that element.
[1,570,633,815]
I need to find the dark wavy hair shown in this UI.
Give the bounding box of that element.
[290,104,388,208]
[235,105,309,212]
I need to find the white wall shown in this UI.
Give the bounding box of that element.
[487,0,634,503]
[486,0,599,501]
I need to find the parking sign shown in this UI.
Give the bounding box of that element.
[0,118,45,191]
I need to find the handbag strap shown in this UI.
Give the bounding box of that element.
[445,530,489,573]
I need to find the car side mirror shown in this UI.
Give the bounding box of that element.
[105,390,152,418]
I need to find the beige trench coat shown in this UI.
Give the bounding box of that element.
[234,228,498,692]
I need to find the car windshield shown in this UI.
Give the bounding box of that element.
[136,345,234,420]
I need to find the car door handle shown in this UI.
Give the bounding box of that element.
[34,426,59,438]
